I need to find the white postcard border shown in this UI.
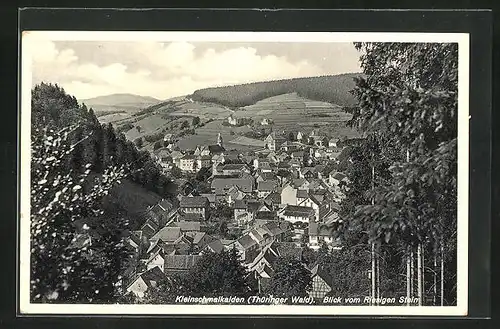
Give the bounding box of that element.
[19,31,469,316]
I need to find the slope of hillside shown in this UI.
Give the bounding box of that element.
[81,93,162,114]
[102,179,163,230]
[190,73,361,108]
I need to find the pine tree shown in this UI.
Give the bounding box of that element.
[340,42,458,305]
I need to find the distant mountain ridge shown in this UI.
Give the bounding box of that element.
[81,93,162,113]
[81,93,161,105]
[189,73,362,108]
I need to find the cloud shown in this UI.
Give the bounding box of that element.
[27,37,348,100]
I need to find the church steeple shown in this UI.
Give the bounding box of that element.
[217,132,223,147]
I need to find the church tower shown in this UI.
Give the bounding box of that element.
[217,132,223,147]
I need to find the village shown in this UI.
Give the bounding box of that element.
[122,114,351,301]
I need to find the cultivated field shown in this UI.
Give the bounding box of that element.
[176,120,256,151]
[99,91,359,153]
[169,101,233,119]
[232,92,358,139]
[98,112,131,124]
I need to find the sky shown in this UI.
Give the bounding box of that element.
[27,38,362,100]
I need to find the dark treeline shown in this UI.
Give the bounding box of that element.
[32,83,176,203]
[190,74,361,108]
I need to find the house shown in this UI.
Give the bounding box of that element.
[185,231,216,251]
[211,153,226,166]
[277,161,291,171]
[253,158,262,170]
[280,184,298,205]
[145,199,175,228]
[211,177,254,195]
[309,264,334,300]
[126,230,143,253]
[329,171,348,187]
[226,185,247,204]
[265,132,286,151]
[309,135,329,148]
[146,239,177,257]
[179,196,210,220]
[325,148,342,160]
[291,150,305,159]
[254,210,277,224]
[179,154,196,172]
[163,134,173,143]
[259,161,273,173]
[218,163,251,176]
[253,157,274,172]
[289,157,302,169]
[307,179,327,192]
[145,249,167,272]
[246,227,271,247]
[328,138,339,148]
[293,178,311,191]
[299,167,317,179]
[163,255,202,275]
[278,205,315,224]
[234,199,249,224]
[195,133,226,156]
[200,193,217,206]
[196,155,212,169]
[202,239,225,254]
[171,221,201,232]
[308,222,336,250]
[126,266,165,298]
[209,143,226,156]
[257,221,289,242]
[246,244,279,275]
[266,152,279,164]
[279,141,296,152]
[277,152,290,162]
[220,239,236,250]
[296,189,309,204]
[176,212,205,222]
[296,131,304,142]
[257,180,278,198]
[150,226,183,244]
[227,114,241,126]
[171,150,184,164]
[245,201,269,222]
[314,148,328,159]
[255,171,278,183]
[194,145,211,157]
[297,193,321,222]
[233,234,260,262]
[171,235,194,255]
[261,118,273,125]
[314,165,326,179]
[156,148,171,162]
[140,218,159,239]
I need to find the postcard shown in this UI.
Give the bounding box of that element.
[19,31,469,316]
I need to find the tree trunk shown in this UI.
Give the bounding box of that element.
[410,248,414,298]
[376,247,380,300]
[422,243,425,305]
[370,162,376,305]
[440,240,445,306]
[417,243,423,306]
[406,246,411,306]
[433,251,437,305]
[371,242,376,305]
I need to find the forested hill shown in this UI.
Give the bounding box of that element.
[189,73,361,108]
[31,83,176,225]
